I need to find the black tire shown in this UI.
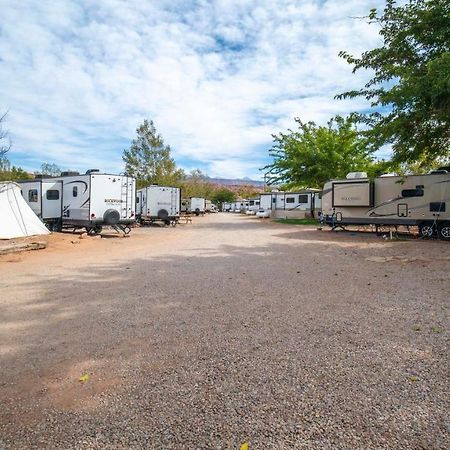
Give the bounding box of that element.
[418,222,435,239]
[437,222,450,240]
[103,209,120,225]
[157,209,169,220]
[195,208,200,216]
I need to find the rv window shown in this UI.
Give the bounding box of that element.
[286,197,295,203]
[136,196,139,203]
[298,194,309,203]
[28,189,38,202]
[73,186,78,197]
[46,190,60,200]
[401,188,424,198]
[272,198,276,203]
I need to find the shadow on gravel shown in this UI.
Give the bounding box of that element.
[1,234,449,449]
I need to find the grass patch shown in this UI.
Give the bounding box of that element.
[275,218,319,225]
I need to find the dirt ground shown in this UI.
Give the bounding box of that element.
[1,213,449,449]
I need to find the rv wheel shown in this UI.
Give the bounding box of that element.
[195,208,200,216]
[438,222,450,240]
[157,209,169,220]
[418,222,435,239]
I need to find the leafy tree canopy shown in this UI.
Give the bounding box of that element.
[211,188,237,205]
[123,120,184,189]
[263,116,375,189]
[337,0,450,166]
[178,170,215,199]
[0,165,32,182]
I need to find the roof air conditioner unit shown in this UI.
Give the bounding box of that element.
[346,172,368,179]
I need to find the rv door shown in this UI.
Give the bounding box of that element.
[136,190,143,216]
[41,180,63,219]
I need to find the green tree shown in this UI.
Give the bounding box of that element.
[178,169,216,199]
[211,188,236,205]
[236,185,259,199]
[263,116,374,189]
[0,165,32,182]
[337,0,450,166]
[123,120,184,188]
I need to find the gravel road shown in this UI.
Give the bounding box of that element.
[1,213,449,449]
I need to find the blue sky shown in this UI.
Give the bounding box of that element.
[0,0,384,179]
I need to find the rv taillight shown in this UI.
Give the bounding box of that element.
[91,213,96,218]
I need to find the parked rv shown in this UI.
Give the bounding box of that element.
[19,170,136,234]
[189,197,206,215]
[232,200,248,213]
[259,191,321,219]
[321,171,450,239]
[248,198,260,211]
[221,202,232,212]
[136,185,181,225]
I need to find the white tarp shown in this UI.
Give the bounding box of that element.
[0,182,50,239]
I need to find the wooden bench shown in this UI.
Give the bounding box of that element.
[178,215,192,224]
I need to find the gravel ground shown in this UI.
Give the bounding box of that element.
[1,213,449,449]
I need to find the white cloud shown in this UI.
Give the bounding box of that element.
[0,0,383,179]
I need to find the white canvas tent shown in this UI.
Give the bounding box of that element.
[0,182,50,239]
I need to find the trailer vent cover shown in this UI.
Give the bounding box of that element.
[103,209,120,225]
[157,209,169,220]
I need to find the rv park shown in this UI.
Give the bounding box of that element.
[1,0,450,449]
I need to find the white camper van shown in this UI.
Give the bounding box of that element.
[321,171,450,239]
[20,170,136,234]
[136,185,181,225]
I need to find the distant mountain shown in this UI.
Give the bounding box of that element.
[206,177,265,187]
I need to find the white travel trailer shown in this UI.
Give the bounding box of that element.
[20,170,136,234]
[232,200,249,213]
[222,202,232,212]
[189,197,206,215]
[205,199,213,212]
[321,171,450,239]
[259,191,321,218]
[18,177,63,230]
[136,185,181,225]
[248,198,261,212]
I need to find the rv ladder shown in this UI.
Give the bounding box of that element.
[120,178,130,218]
